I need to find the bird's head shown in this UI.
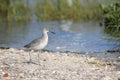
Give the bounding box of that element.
[43,27,55,34]
[43,28,49,33]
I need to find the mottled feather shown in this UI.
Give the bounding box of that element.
[24,38,42,48]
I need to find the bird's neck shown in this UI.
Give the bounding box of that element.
[42,32,48,40]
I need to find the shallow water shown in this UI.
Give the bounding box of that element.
[0,21,120,61]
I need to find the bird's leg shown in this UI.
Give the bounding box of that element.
[27,50,37,64]
[38,50,40,66]
[29,51,32,62]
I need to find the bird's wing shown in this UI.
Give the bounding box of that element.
[24,38,41,48]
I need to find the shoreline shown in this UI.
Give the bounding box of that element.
[0,48,120,80]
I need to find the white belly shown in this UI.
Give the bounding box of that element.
[33,40,48,50]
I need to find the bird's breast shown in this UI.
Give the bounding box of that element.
[33,39,48,50]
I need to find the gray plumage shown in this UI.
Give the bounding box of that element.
[24,28,49,50]
[24,28,52,65]
[24,38,45,49]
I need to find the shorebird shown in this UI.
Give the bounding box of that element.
[24,28,54,65]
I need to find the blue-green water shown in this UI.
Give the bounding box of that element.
[0,21,120,52]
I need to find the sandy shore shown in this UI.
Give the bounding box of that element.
[0,48,120,80]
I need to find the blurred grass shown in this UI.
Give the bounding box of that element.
[0,0,119,25]
[33,0,102,21]
[0,0,30,22]
[102,0,120,37]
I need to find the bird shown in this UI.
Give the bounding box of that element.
[24,28,54,65]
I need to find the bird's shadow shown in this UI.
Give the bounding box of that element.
[22,49,51,65]
[22,61,38,65]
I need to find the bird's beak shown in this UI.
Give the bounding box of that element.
[50,31,55,34]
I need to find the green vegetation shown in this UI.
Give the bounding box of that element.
[34,0,54,21]
[9,1,30,22]
[0,0,30,22]
[0,0,103,22]
[34,0,102,21]
[0,0,9,21]
[102,0,120,37]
